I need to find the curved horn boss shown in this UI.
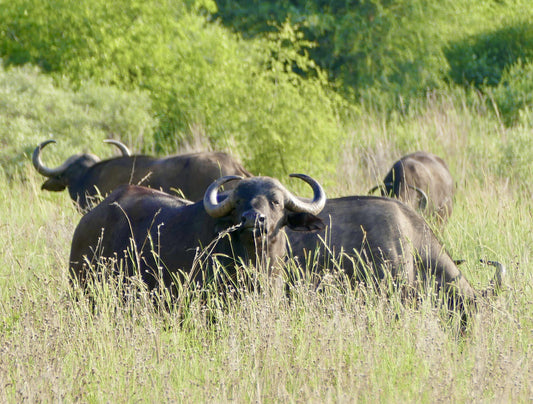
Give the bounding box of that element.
[32,140,72,177]
[103,139,131,156]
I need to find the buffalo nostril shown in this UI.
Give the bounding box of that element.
[241,212,266,227]
[241,213,251,226]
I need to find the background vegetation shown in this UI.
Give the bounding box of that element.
[0,0,532,401]
[0,0,349,179]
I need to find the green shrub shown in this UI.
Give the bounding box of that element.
[156,21,351,179]
[216,0,450,97]
[0,64,156,178]
[445,22,533,88]
[216,0,533,112]
[0,0,349,179]
[487,60,533,126]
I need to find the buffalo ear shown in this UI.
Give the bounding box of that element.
[287,212,325,232]
[41,177,67,191]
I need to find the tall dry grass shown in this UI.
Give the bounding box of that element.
[1,93,532,402]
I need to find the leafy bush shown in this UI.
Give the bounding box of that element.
[216,0,533,112]
[0,0,349,179]
[216,0,449,97]
[487,60,533,126]
[0,64,156,178]
[445,22,533,88]
[158,22,351,178]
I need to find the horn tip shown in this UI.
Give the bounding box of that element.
[220,175,243,181]
[289,173,315,183]
[39,139,57,147]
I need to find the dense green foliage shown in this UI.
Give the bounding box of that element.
[446,22,533,88]
[1,0,532,178]
[0,0,349,178]
[216,0,449,96]
[0,64,156,178]
[216,0,533,108]
[489,60,533,126]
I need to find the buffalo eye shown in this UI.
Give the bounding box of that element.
[271,198,281,208]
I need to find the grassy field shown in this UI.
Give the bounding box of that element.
[1,94,532,402]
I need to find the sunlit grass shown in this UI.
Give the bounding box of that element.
[1,93,532,402]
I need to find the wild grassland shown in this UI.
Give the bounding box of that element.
[1,95,532,402]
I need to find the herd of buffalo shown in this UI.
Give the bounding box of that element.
[32,139,505,319]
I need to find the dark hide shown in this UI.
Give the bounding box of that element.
[36,149,253,211]
[69,178,324,292]
[287,196,502,312]
[375,151,454,224]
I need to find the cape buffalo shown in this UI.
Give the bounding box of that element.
[69,174,326,292]
[287,195,504,314]
[369,151,454,224]
[32,139,253,211]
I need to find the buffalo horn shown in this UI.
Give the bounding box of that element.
[203,176,243,218]
[368,183,391,195]
[284,174,326,215]
[32,139,72,177]
[368,185,381,195]
[103,139,131,156]
[368,182,429,211]
[407,184,429,211]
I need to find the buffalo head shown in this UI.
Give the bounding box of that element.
[203,174,326,268]
[32,139,130,192]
